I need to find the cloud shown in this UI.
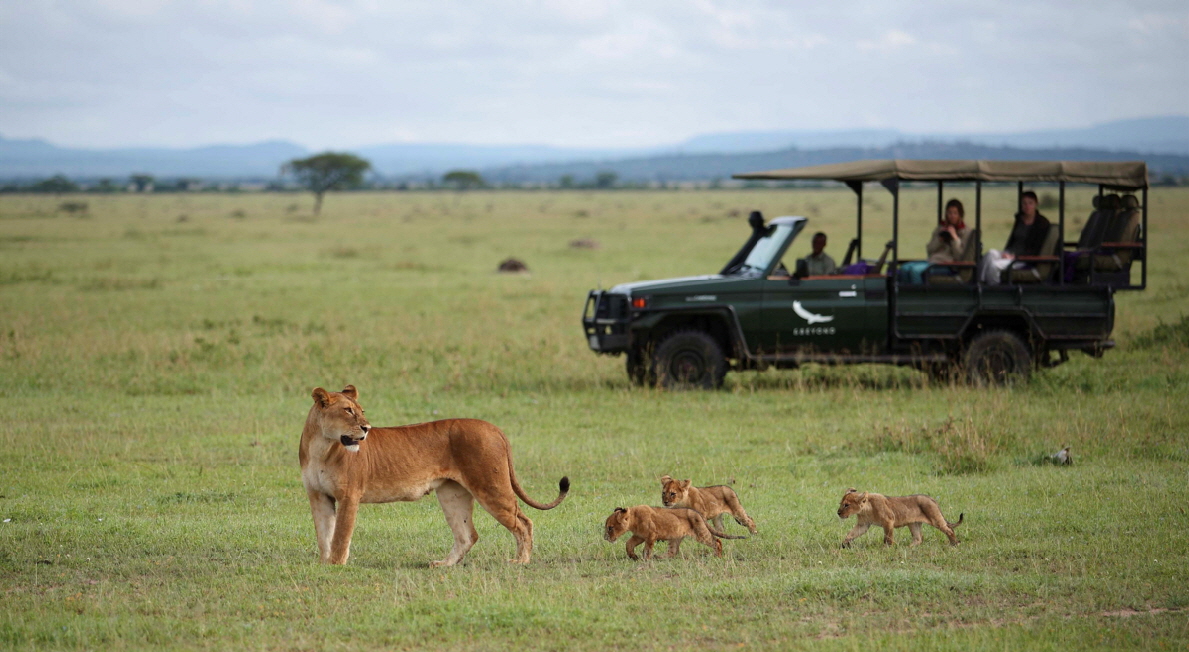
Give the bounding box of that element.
[857,29,917,51]
[0,0,1184,149]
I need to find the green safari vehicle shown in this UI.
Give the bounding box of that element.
[582,160,1149,388]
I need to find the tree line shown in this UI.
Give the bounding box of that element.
[3,149,677,214]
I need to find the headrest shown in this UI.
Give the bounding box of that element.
[1120,194,1139,209]
[1092,195,1101,209]
[1101,194,1120,210]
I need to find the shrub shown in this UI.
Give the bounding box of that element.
[1131,314,1189,349]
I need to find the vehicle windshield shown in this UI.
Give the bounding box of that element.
[734,223,795,277]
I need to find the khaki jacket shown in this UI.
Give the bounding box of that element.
[926,224,971,263]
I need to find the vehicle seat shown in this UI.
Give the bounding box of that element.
[841,238,859,266]
[1093,194,1142,273]
[1006,223,1061,283]
[1067,194,1118,280]
[925,228,980,285]
[1075,194,1115,250]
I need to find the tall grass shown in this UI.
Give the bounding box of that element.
[862,416,1006,474]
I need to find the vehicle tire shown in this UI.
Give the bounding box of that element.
[625,346,653,386]
[963,330,1032,386]
[650,330,728,390]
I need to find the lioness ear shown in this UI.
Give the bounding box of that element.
[312,387,331,407]
[614,507,626,514]
[681,479,691,489]
[846,488,857,494]
[660,475,673,484]
[340,385,358,401]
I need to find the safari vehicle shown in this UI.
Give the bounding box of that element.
[582,160,1148,388]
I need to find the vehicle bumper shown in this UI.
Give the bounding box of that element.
[582,290,631,354]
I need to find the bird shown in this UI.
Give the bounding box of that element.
[1050,445,1072,466]
[793,301,834,325]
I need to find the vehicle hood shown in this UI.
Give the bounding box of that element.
[609,275,736,295]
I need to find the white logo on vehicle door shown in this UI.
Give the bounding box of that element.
[792,301,834,324]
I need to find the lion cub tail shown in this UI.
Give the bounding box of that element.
[948,513,965,529]
[707,526,748,540]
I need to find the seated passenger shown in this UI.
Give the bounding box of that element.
[799,232,837,276]
[899,199,971,284]
[977,191,1052,285]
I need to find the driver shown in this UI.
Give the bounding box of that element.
[800,232,837,276]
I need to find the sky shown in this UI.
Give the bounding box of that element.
[0,0,1186,150]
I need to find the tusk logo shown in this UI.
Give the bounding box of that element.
[793,301,834,324]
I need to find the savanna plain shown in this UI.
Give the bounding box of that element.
[1,186,1187,651]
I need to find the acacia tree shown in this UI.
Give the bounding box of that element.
[595,171,618,189]
[281,152,371,215]
[442,170,484,190]
[128,174,155,192]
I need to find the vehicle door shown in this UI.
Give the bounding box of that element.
[759,276,870,354]
[714,278,769,356]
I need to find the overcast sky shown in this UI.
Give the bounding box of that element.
[1,0,1186,149]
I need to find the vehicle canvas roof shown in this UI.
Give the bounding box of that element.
[733,159,1148,189]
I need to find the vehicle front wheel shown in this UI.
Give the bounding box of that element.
[625,346,654,386]
[963,330,1032,386]
[650,330,728,390]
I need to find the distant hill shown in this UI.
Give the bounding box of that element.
[355,143,644,177]
[0,116,1185,180]
[478,141,1189,185]
[0,137,308,179]
[674,117,1189,156]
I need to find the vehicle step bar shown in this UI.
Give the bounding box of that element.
[752,352,949,366]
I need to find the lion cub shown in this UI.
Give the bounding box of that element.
[660,475,757,534]
[836,488,963,548]
[603,505,746,561]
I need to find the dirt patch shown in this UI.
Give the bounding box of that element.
[1102,607,1171,617]
[497,258,528,273]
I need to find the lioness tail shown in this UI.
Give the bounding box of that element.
[495,426,569,510]
[948,513,964,529]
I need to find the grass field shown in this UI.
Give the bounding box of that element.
[1,186,1187,650]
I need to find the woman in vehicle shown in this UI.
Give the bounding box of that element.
[899,198,970,284]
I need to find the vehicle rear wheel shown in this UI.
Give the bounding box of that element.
[963,330,1032,386]
[650,330,727,390]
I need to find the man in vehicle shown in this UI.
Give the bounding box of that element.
[800,232,837,276]
[977,191,1052,285]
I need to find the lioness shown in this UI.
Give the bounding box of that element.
[603,505,746,561]
[299,385,569,566]
[836,488,963,548]
[660,475,757,534]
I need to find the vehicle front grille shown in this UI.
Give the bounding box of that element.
[595,293,629,321]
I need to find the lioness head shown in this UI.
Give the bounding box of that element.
[837,488,868,519]
[311,385,371,453]
[604,507,631,542]
[659,475,691,507]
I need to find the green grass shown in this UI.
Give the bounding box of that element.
[1,187,1187,650]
